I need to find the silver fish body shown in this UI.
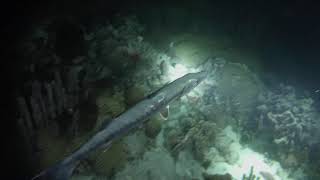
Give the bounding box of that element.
[33,71,207,180]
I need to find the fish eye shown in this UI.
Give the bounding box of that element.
[155,93,165,103]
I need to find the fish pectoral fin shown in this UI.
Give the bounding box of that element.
[159,105,169,120]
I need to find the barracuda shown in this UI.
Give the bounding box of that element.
[32,71,207,180]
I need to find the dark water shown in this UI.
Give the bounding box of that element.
[5,0,320,86]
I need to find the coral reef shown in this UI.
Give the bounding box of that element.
[163,109,217,163]
[239,83,320,178]
[175,151,204,180]
[114,148,204,180]
[204,126,240,177]
[86,15,158,78]
[114,148,178,180]
[16,54,93,171]
[122,131,149,159]
[254,84,319,150]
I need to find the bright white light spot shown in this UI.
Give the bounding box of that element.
[168,63,190,81]
[206,127,293,180]
[228,148,280,180]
